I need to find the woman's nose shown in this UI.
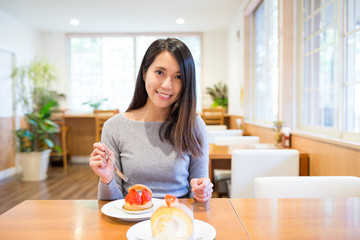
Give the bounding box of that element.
[161,76,172,90]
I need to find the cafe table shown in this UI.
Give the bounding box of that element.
[208,143,309,181]
[0,198,248,240]
[230,198,360,240]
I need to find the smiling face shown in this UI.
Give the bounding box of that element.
[143,51,182,112]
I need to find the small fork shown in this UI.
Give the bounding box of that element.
[100,142,129,182]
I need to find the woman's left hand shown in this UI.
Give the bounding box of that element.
[190,178,214,202]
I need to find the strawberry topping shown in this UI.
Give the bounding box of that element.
[165,194,179,207]
[125,189,142,205]
[141,189,152,204]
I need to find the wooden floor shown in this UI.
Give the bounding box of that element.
[0,163,99,215]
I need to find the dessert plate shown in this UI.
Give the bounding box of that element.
[101,198,165,221]
[127,219,216,240]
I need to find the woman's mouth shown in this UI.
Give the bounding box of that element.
[156,91,172,100]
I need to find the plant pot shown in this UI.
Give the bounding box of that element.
[18,149,51,181]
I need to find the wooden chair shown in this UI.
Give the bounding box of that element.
[50,110,71,171]
[95,109,119,142]
[202,108,225,125]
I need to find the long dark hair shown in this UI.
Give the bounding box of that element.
[126,38,203,158]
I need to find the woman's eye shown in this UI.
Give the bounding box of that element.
[155,70,163,76]
[175,75,182,80]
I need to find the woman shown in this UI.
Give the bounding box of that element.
[89,38,213,202]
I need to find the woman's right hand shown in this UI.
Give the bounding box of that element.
[89,142,114,184]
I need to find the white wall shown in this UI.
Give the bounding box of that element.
[227,1,248,116]
[41,31,68,109]
[201,31,228,108]
[0,9,43,177]
[0,9,42,66]
[0,9,43,123]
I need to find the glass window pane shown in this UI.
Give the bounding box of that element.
[357,0,360,29]
[322,2,335,28]
[312,90,321,126]
[255,4,265,31]
[253,0,278,122]
[312,51,320,88]
[321,87,336,127]
[344,31,360,132]
[314,0,322,11]
[345,83,360,132]
[321,26,336,45]
[313,34,321,50]
[304,38,311,54]
[345,33,360,84]
[304,0,311,18]
[313,12,321,33]
[303,19,311,38]
[303,55,311,89]
[302,91,311,125]
[319,45,336,87]
[345,0,360,33]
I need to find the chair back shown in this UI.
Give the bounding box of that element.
[50,109,71,171]
[254,176,360,198]
[214,136,258,145]
[230,149,299,198]
[95,109,119,142]
[207,129,244,144]
[202,108,225,125]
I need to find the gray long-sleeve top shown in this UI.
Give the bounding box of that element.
[97,112,209,200]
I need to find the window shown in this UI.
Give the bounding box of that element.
[344,0,360,135]
[299,0,360,141]
[67,34,202,113]
[301,0,338,130]
[252,0,279,123]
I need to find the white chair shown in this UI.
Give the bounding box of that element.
[211,135,255,197]
[207,129,243,144]
[206,125,228,131]
[254,176,360,198]
[214,136,258,145]
[229,149,299,198]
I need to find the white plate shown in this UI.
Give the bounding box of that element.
[101,198,166,221]
[127,219,216,240]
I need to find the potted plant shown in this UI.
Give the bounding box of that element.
[12,59,60,181]
[206,82,228,110]
[82,98,108,112]
[273,120,283,148]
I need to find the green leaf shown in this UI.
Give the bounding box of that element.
[44,138,54,148]
[54,145,63,153]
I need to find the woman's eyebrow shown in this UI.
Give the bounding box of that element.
[154,66,181,74]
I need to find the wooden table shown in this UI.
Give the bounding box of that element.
[0,199,248,240]
[209,144,309,180]
[230,198,360,239]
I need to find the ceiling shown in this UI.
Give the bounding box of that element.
[0,0,243,33]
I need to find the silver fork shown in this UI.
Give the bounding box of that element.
[100,142,129,182]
